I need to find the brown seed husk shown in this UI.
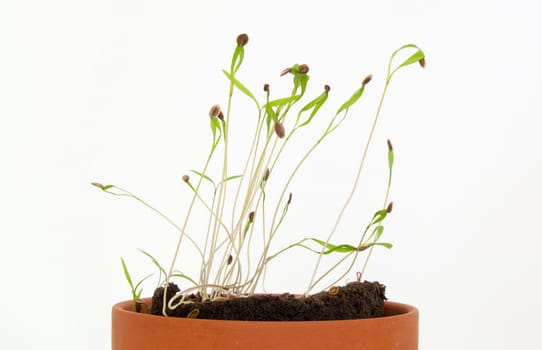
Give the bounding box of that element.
[419,57,426,68]
[236,33,249,47]
[298,64,309,74]
[274,121,285,138]
[362,74,373,86]
[209,104,221,118]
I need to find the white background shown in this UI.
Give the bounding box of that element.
[1,0,541,349]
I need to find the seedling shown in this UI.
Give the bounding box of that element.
[93,34,425,315]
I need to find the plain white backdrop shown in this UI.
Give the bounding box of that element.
[1,0,541,349]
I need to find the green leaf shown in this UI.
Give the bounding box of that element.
[265,104,278,125]
[230,46,245,74]
[336,85,366,115]
[374,242,393,249]
[266,95,300,108]
[120,257,135,291]
[293,73,309,97]
[190,170,216,187]
[223,175,243,182]
[222,70,260,110]
[374,225,384,240]
[243,221,251,236]
[304,238,358,254]
[357,241,393,251]
[209,116,222,144]
[216,175,242,190]
[133,273,153,292]
[398,48,425,69]
[138,248,167,278]
[102,185,114,190]
[370,209,388,225]
[388,44,425,81]
[388,149,394,170]
[170,272,198,286]
[296,90,329,128]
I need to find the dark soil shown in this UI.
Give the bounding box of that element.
[150,281,386,321]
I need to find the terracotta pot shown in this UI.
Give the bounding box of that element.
[112,298,418,350]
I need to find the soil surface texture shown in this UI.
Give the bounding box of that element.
[150,281,386,321]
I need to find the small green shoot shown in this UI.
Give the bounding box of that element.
[120,257,152,312]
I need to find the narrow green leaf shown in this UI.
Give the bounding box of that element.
[222,70,260,109]
[133,273,153,291]
[371,209,388,225]
[120,257,135,291]
[374,242,393,249]
[102,185,114,190]
[307,238,357,254]
[230,46,245,74]
[243,221,251,236]
[398,49,425,69]
[217,175,242,189]
[190,170,216,187]
[138,248,167,278]
[299,95,321,113]
[388,149,394,170]
[336,85,365,115]
[265,104,278,124]
[170,272,198,286]
[293,73,309,97]
[297,90,329,128]
[266,95,300,108]
[210,117,221,141]
[358,241,393,251]
[224,175,243,182]
[388,44,425,81]
[374,225,384,240]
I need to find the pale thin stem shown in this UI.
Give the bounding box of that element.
[246,130,323,293]
[104,186,204,258]
[207,74,236,290]
[358,164,393,281]
[162,152,214,315]
[230,109,264,230]
[198,191,217,294]
[168,283,234,309]
[306,82,390,294]
[188,185,233,237]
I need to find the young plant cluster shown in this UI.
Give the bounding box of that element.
[93,33,425,314]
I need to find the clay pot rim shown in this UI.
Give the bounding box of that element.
[113,298,418,324]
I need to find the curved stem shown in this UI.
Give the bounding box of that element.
[104,186,204,258]
[162,151,214,315]
[306,81,390,294]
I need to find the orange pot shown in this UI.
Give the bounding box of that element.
[112,298,418,350]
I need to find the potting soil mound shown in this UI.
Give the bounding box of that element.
[150,281,386,321]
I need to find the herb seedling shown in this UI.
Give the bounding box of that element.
[93,34,425,315]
